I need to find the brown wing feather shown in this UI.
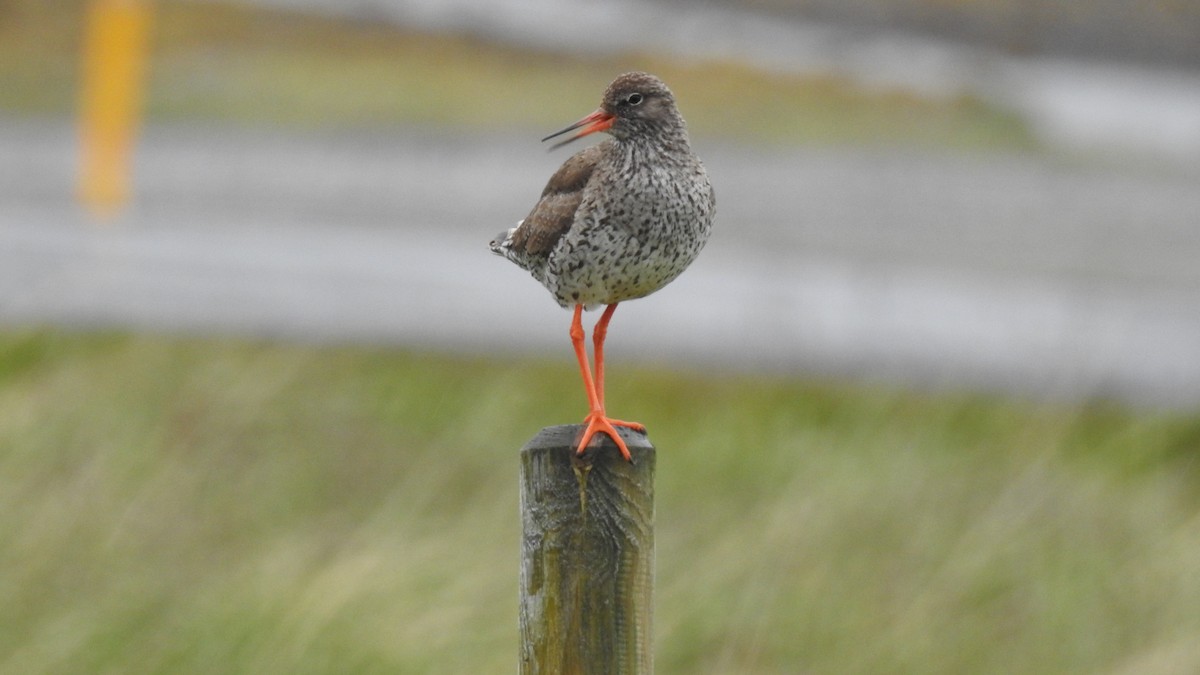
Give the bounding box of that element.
[511,144,603,257]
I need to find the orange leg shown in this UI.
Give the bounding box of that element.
[592,303,645,433]
[570,304,602,413]
[570,304,636,461]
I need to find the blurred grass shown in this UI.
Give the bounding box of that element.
[0,0,1033,149]
[1,330,1199,673]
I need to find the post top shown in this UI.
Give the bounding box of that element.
[522,424,655,454]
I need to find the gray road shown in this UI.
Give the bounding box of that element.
[2,119,1199,405]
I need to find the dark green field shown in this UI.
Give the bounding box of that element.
[1,331,1198,673]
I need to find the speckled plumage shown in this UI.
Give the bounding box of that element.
[490,72,716,309]
[488,72,715,461]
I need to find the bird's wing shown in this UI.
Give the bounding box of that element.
[511,144,603,257]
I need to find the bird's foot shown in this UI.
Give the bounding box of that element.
[605,417,646,433]
[576,411,643,462]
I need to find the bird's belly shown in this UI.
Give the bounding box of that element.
[544,228,705,308]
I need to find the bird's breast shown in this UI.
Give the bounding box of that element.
[540,156,714,307]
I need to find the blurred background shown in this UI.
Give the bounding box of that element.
[2,0,1199,672]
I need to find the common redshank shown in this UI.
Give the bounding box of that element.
[490,72,716,461]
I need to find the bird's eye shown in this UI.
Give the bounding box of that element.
[625,93,644,106]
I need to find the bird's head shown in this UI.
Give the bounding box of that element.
[543,72,682,150]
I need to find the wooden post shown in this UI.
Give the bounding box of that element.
[519,425,655,675]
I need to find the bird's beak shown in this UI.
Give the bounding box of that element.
[542,109,615,151]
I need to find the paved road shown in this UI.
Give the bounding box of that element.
[3,119,1198,405]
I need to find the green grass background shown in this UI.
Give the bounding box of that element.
[3,0,1200,672]
[2,331,1199,673]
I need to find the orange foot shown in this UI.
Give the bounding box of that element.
[576,412,644,461]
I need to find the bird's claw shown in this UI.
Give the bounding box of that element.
[576,412,641,462]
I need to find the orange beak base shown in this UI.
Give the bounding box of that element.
[542,109,615,150]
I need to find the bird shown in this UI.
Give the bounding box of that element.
[490,72,715,461]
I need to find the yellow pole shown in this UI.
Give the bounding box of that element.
[78,0,151,219]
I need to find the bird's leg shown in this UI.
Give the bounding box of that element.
[592,303,645,433]
[570,304,603,413]
[591,303,617,410]
[571,304,635,461]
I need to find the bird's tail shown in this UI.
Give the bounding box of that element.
[489,219,545,280]
[488,222,519,257]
